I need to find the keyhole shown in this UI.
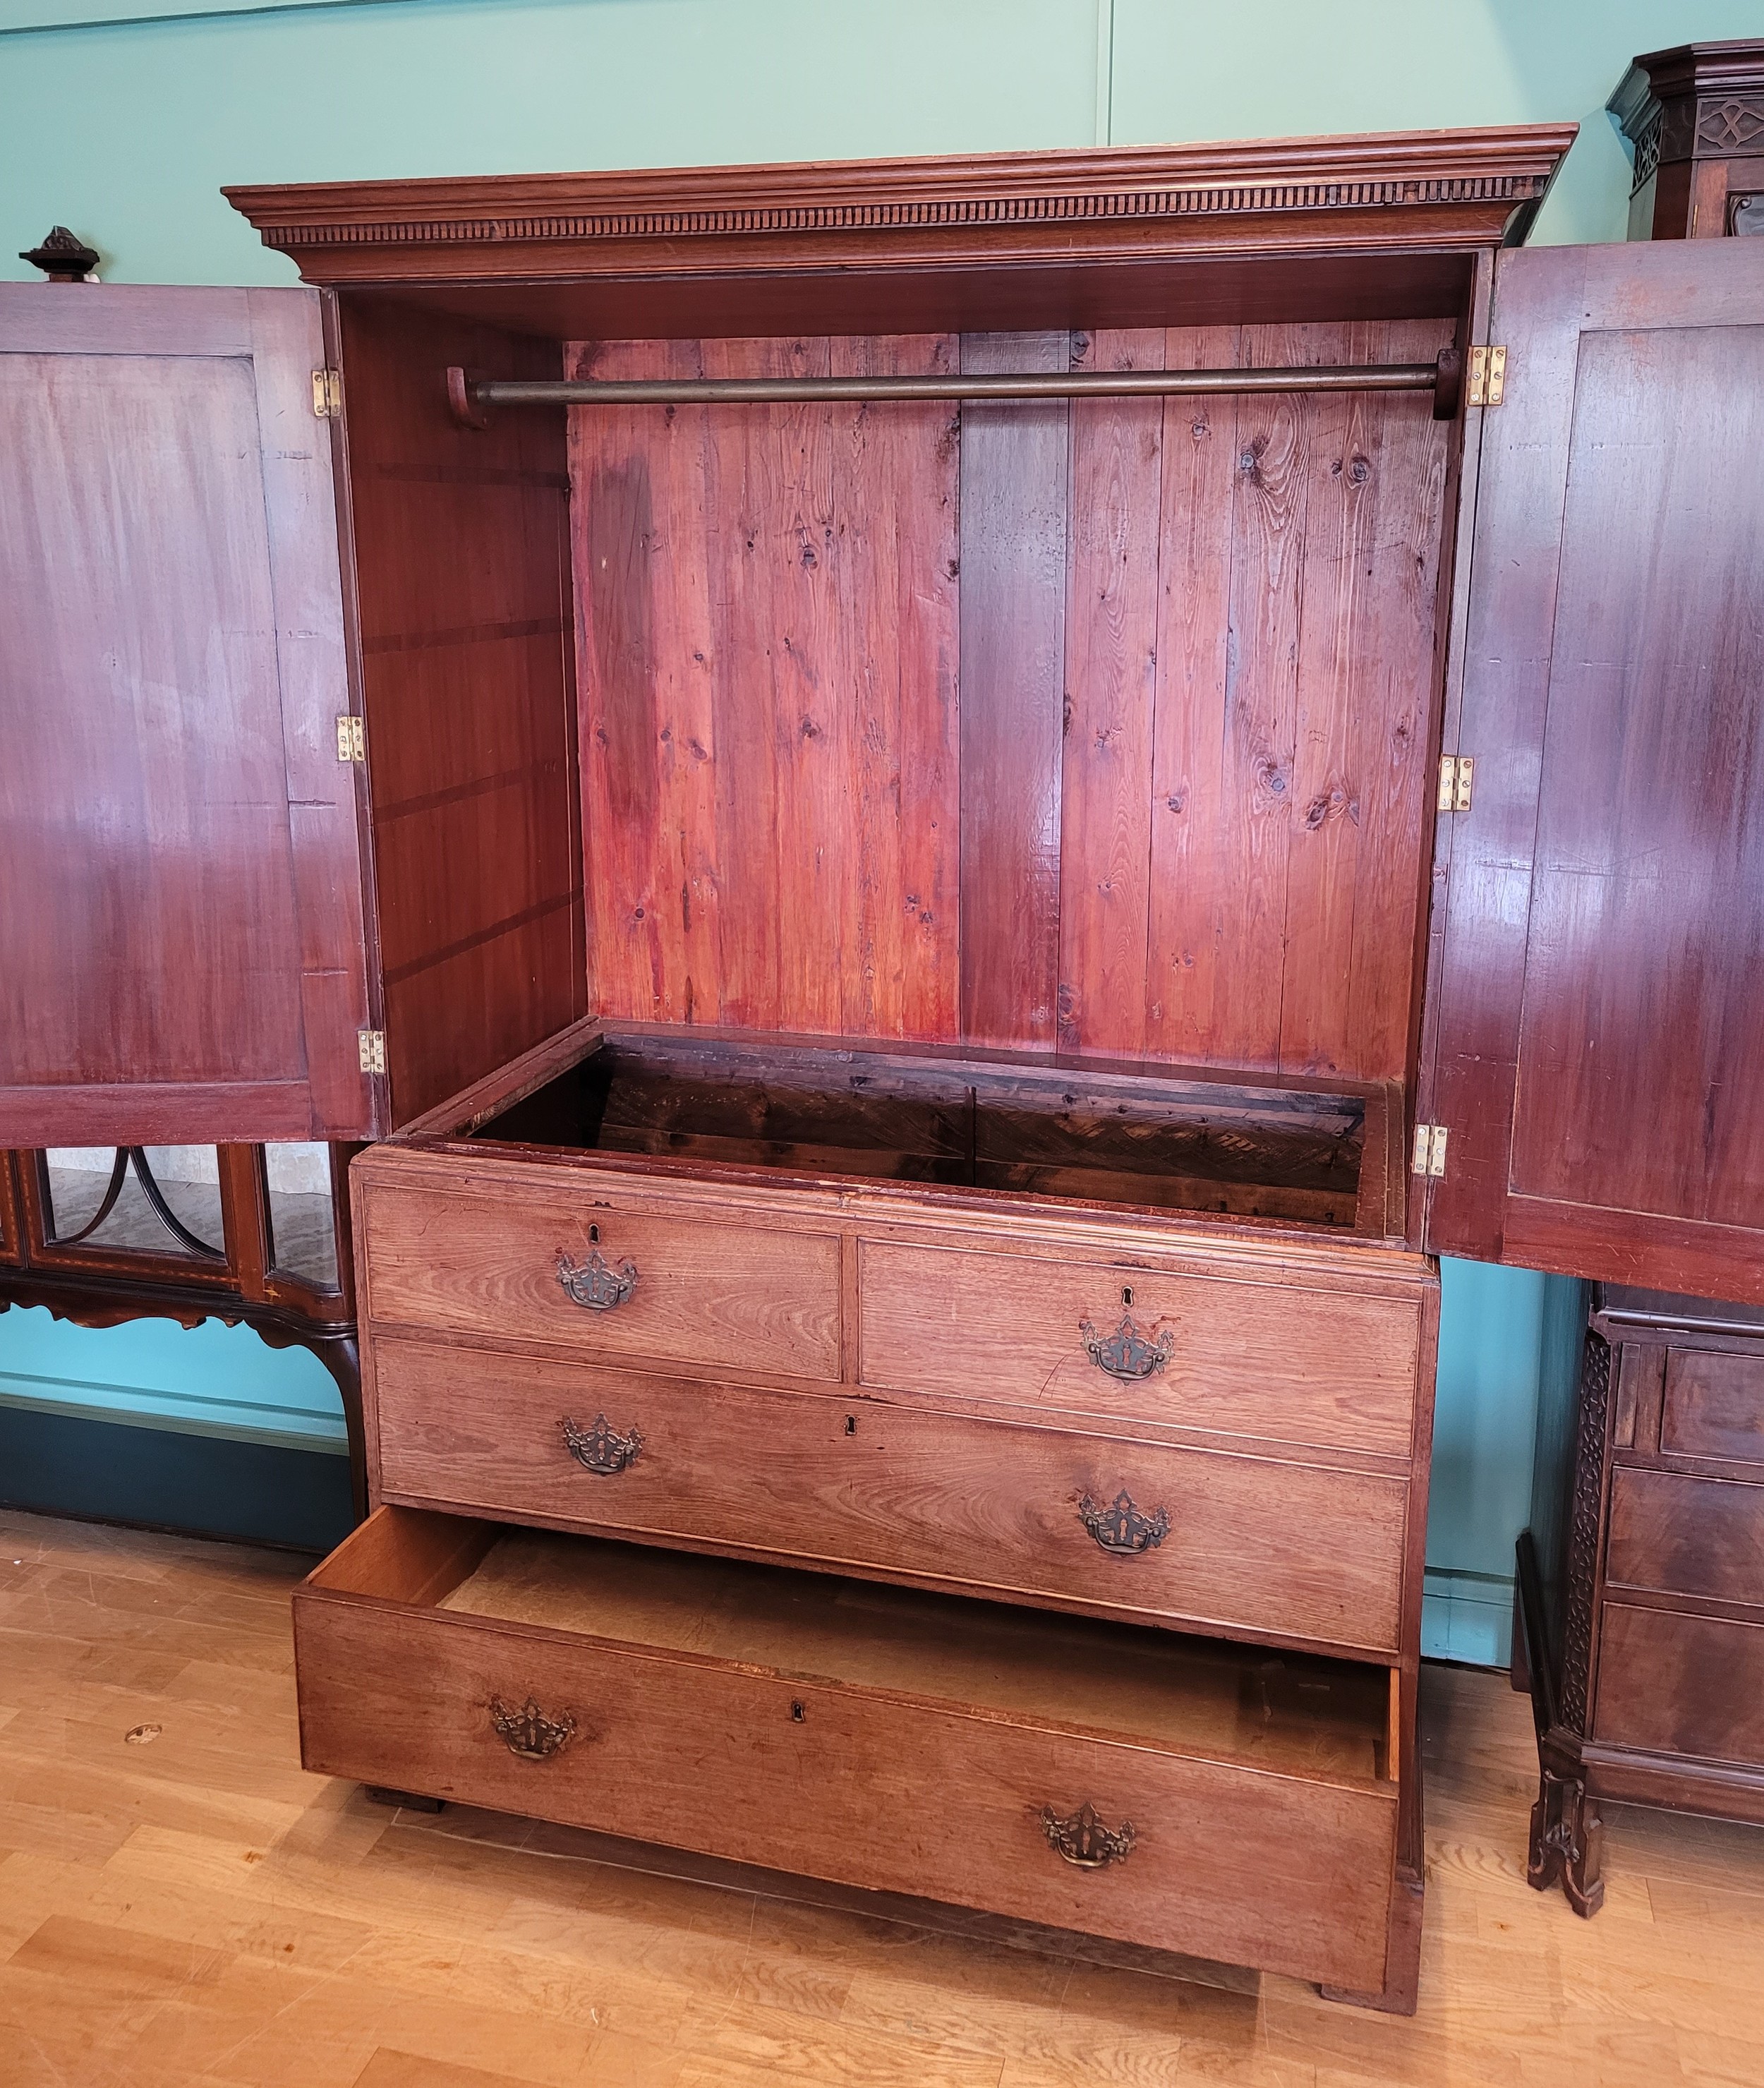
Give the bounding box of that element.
[1122,1286,1133,1308]
[588,1224,599,1244]
[844,1416,857,1436]
[790,1700,806,1722]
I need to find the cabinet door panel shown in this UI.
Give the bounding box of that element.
[1427,241,1764,1301]
[0,286,377,1145]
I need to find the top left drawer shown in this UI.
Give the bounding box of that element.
[357,1180,842,1382]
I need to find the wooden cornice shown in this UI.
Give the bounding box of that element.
[226,126,1577,289]
[1611,40,1764,171]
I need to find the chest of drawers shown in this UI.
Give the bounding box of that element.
[1516,1285,1764,1915]
[310,1020,1438,2010]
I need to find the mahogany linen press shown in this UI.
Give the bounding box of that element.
[4,123,1762,2014]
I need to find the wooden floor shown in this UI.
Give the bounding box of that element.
[3,1509,1763,2087]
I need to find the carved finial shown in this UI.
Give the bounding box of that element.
[20,226,100,282]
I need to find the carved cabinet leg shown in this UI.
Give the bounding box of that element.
[1528,1767,1605,1917]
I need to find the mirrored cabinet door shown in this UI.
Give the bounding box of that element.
[260,1143,344,1298]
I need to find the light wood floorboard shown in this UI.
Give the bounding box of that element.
[2,1507,1762,2085]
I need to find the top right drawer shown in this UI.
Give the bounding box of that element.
[1661,1348,1764,1468]
[857,1241,1422,1458]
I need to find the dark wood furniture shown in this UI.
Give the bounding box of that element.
[5,121,1764,2013]
[1514,1286,1764,1917]
[1612,40,1764,241]
[0,1144,367,1516]
[1507,41,1764,1920]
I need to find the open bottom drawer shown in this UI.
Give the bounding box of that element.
[295,1507,1400,1993]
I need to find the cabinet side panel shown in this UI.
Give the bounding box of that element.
[339,297,584,1129]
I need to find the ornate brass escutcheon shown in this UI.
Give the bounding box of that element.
[557,1245,638,1312]
[1079,1312,1176,1382]
[489,1696,576,1761]
[560,1413,644,1475]
[1078,1487,1171,1555]
[1040,1801,1136,1869]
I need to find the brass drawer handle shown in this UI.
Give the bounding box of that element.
[1079,1488,1170,1555]
[557,1246,638,1312]
[1080,1312,1174,1382]
[561,1413,644,1475]
[490,1696,576,1761]
[1041,1802,1135,1869]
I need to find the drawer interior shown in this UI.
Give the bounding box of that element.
[310,1507,1396,1786]
[466,1026,1379,1230]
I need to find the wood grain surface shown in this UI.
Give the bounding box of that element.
[560,315,1451,1088]
[295,1509,1397,1995]
[357,1180,842,1382]
[1506,322,1764,1231]
[433,1523,1391,1772]
[340,298,584,1129]
[563,1028,1378,1224]
[1606,1468,1764,1608]
[1425,238,1764,1299]
[571,333,960,1042]
[368,1339,1410,1656]
[0,285,371,1145]
[1662,1348,1764,1466]
[959,330,1069,1050]
[8,1503,1764,2088]
[857,1239,1422,1456]
[1594,1604,1764,1764]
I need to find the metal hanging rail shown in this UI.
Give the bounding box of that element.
[446,349,1463,426]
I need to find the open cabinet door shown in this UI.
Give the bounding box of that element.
[0,286,381,1145]
[1425,239,1764,1302]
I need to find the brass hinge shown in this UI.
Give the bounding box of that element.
[1467,344,1506,408]
[1437,754,1474,813]
[1411,1124,1449,1178]
[358,1030,386,1075]
[335,713,366,763]
[312,368,344,418]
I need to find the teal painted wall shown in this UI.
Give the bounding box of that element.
[0,1304,347,1453]
[4,0,1760,284]
[1,0,1695,1637]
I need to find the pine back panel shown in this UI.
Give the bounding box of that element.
[570,320,1452,1084]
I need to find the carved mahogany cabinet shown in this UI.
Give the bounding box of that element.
[1516,1287,1764,1917]
[1612,38,1764,241]
[4,121,1763,2014]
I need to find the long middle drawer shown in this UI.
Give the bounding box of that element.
[370,1335,1408,1656]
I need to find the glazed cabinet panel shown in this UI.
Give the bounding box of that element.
[1427,237,1764,1302]
[0,285,376,1146]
